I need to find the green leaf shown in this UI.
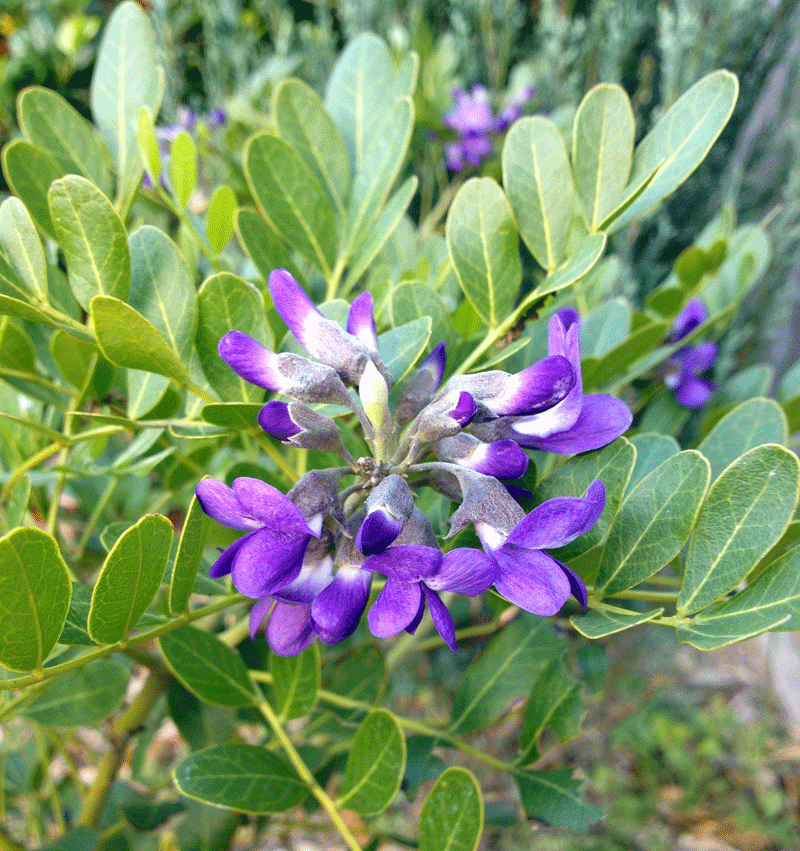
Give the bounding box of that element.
[678,444,800,614]
[126,226,196,417]
[378,316,432,384]
[418,767,483,851]
[698,397,788,482]
[580,299,631,358]
[170,132,197,208]
[450,616,560,734]
[206,186,237,254]
[22,659,128,726]
[628,433,679,488]
[234,207,302,290]
[346,96,413,255]
[0,528,71,672]
[337,709,406,815]
[58,582,94,645]
[325,33,397,173]
[531,232,606,299]
[48,176,130,310]
[572,606,665,639]
[596,451,710,595]
[0,316,36,373]
[244,132,337,276]
[159,625,256,707]
[88,514,172,644]
[1,140,64,238]
[3,473,30,528]
[535,438,636,561]
[270,644,320,721]
[513,769,603,832]
[582,320,670,390]
[174,743,306,813]
[169,495,210,614]
[136,106,161,185]
[677,545,800,650]
[611,70,739,230]
[90,0,162,212]
[91,296,190,384]
[50,331,100,391]
[273,78,350,221]
[196,273,270,402]
[391,280,457,351]
[572,84,634,231]
[200,403,262,430]
[344,175,418,288]
[18,86,112,197]
[446,177,520,328]
[503,116,575,271]
[0,197,47,302]
[517,657,583,765]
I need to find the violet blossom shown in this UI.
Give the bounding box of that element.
[662,299,718,408]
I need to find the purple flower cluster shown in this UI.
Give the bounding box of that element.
[196,270,632,655]
[443,84,534,172]
[663,299,718,408]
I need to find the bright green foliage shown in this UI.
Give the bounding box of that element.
[169,495,211,614]
[0,197,48,303]
[270,644,320,721]
[418,768,483,851]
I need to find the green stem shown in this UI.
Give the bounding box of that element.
[255,697,364,851]
[0,594,242,692]
[78,670,170,827]
[602,588,679,603]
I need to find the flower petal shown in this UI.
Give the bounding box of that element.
[311,566,371,644]
[265,600,316,656]
[231,478,312,535]
[492,546,571,615]
[513,394,632,454]
[675,375,716,408]
[218,330,283,391]
[248,596,273,639]
[555,559,588,612]
[506,480,606,550]
[208,531,252,579]
[493,354,575,416]
[362,545,442,582]
[427,548,497,596]
[268,269,323,353]
[669,299,706,342]
[257,401,300,441]
[423,586,457,652]
[356,510,404,556]
[367,576,423,638]
[196,478,259,530]
[347,292,378,351]
[230,528,308,598]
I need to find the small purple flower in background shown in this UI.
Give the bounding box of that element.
[443,84,534,172]
[195,269,631,654]
[663,299,718,408]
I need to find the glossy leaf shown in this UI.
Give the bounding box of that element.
[582,320,670,390]
[206,185,237,254]
[22,659,128,726]
[234,207,302,289]
[90,0,162,211]
[391,279,458,351]
[88,514,172,644]
[91,296,190,384]
[677,546,800,650]
[418,768,483,851]
[273,78,350,220]
[346,96,413,254]
[697,397,788,482]
[174,744,306,813]
[628,433,680,488]
[337,709,406,815]
[531,232,606,298]
[244,132,337,276]
[18,86,112,197]
[612,71,738,230]
[378,316,432,384]
[517,657,583,765]
[572,84,634,231]
[169,494,211,614]
[572,606,665,639]
[1,140,64,238]
[596,451,710,595]
[0,528,71,672]
[446,177,520,328]
[503,116,574,271]
[450,616,560,734]
[580,299,631,358]
[159,625,256,707]
[0,197,48,302]
[196,272,271,402]
[536,438,636,561]
[270,644,320,721]
[48,176,130,310]
[678,444,800,614]
[514,769,603,832]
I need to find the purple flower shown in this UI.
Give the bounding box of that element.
[475,480,606,615]
[356,475,415,556]
[434,433,529,480]
[257,400,349,456]
[363,545,496,651]
[663,300,718,408]
[444,85,494,136]
[195,477,321,599]
[472,309,632,454]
